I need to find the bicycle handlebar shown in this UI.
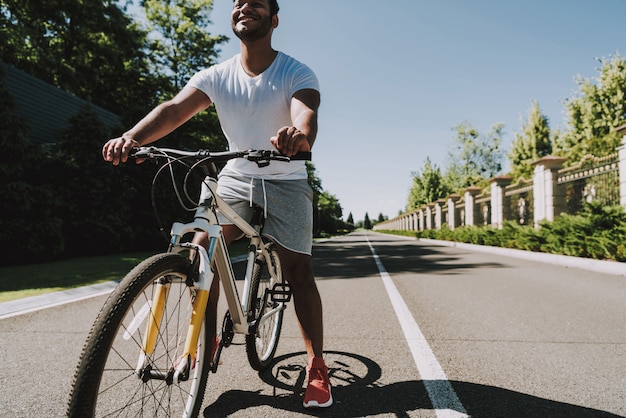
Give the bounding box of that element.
[126,146,312,231]
[130,146,311,166]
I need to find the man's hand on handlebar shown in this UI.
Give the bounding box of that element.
[270,126,311,157]
[103,136,143,165]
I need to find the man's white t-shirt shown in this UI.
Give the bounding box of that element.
[187,52,319,180]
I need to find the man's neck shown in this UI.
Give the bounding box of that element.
[239,39,278,77]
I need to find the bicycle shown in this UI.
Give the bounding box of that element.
[67,146,310,417]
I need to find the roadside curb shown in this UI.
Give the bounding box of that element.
[418,238,626,276]
[0,281,119,320]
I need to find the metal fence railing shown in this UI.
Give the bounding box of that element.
[374,136,626,232]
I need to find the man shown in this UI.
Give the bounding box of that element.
[102,0,332,409]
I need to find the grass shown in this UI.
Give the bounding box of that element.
[0,252,153,303]
[0,240,251,304]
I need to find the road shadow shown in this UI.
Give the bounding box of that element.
[235,232,508,281]
[312,236,509,280]
[202,351,621,418]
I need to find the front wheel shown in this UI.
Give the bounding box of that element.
[246,244,285,371]
[67,253,212,418]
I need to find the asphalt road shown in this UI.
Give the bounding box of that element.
[1,231,624,417]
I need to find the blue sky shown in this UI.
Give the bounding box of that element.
[178,1,625,222]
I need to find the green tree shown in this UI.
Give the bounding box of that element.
[508,100,552,179]
[445,121,505,190]
[0,0,230,264]
[363,213,372,230]
[306,161,323,196]
[318,191,343,235]
[0,71,63,265]
[307,161,345,235]
[142,0,228,94]
[407,157,450,211]
[554,54,626,162]
[1,0,155,117]
[55,108,127,255]
[346,212,355,228]
[140,0,229,149]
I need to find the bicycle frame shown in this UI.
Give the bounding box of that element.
[138,174,282,382]
[66,147,308,417]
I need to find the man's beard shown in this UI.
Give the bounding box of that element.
[232,15,272,42]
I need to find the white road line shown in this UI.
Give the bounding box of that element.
[366,234,469,418]
[0,282,118,320]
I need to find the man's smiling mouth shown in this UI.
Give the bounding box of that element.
[237,15,257,23]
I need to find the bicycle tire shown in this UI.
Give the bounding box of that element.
[67,253,212,418]
[245,243,285,371]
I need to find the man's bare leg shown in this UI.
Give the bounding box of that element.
[274,245,324,359]
[275,245,332,408]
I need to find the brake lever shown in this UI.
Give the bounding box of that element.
[129,146,159,159]
[244,150,267,167]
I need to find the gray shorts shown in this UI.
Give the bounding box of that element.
[207,174,314,255]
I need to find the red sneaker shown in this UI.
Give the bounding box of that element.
[303,357,333,408]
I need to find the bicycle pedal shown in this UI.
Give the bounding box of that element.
[221,311,234,347]
[269,283,292,303]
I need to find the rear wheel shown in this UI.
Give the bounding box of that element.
[246,244,285,371]
[67,253,211,417]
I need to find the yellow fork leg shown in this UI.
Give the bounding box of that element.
[183,289,209,362]
[142,282,170,355]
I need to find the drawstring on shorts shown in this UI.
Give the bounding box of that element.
[249,177,268,219]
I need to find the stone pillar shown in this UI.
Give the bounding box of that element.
[490,176,512,229]
[464,186,482,226]
[532,156,567,227]
[426,204,434,230]
[418,208,425,231]
[617,124,626,209]
[434,201,443,230]
[447,194,461,230]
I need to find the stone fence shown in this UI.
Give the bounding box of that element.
[374,125,626,231]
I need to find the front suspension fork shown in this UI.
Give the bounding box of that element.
[136,247,213,383]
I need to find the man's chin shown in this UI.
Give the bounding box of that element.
[233,29,267,42]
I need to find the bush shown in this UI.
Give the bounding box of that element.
[404,202,626,262]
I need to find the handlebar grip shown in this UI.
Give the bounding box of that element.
[290,151,311,161]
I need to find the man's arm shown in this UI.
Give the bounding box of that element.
[103,86,212,165]
[270,88,321,156]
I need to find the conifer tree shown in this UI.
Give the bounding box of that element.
[509,101,552,179]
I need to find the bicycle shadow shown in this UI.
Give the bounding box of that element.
[202,351,620,417]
